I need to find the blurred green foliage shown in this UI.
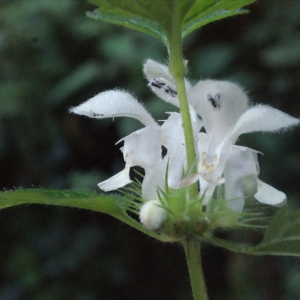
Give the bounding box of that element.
[0,0,299,299]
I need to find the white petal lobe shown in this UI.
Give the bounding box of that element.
[143,59,192,92]
[148,78,180,107]
[223,146,258,212]
[70,90,156,127]
[98,168,132,191]
[231,105,300,141]
[254,179,287,206]
[161,113,186,188]
[143,59,174,84]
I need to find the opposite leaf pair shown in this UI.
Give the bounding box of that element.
[70,60,299,230]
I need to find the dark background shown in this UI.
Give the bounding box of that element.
[0,0,299,299]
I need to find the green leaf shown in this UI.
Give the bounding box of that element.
[247,207,300,256]
[87,0,172,43]
[208,207,300,256]
[0,189,179,243]
[181,0,256,38]
[87,0,256,43]
[206,235,251,253]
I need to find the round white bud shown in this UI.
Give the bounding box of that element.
[139,200,167,231]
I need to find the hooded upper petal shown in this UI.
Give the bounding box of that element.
[143,59,175,85]
[143,59,192,107]
[70,90,157,127]
[143,59,192,92]
[147,77,180,107]
[231,105,300,142]
[189,81,249,196]
[189,80,249,138]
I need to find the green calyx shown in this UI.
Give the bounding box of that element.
[133,184,268,240]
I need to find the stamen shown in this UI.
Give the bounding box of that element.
[149,78,177,98]
[150,79,165,89]
[90,111,104,117]
[207,94,221,109]
[164,86,177,97]
[161,145,168,158]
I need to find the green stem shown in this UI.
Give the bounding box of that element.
[168,0,198,199]
[182,236,208,300]
[168,5,207,298]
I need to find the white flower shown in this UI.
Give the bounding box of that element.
[145,61,299,212]
[143,59,202,137]
[70,60,299,229]
[224,146,287,212]
[69,89,190,199]
[70,90,159,199]
[188,80,299,212]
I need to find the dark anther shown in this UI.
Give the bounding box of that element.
[161,145,168,158]
[91,111,104,117]
[201,205,207,213]
[207,94,221,109]
[164,86,177,97]
[150,79,165,89]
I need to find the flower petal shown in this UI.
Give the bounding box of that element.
[190,106,203,135]
[143,59,192,92]
[69,90,157,127]
[143,59,174,84]
[223,146,259,212]
[142,165,164,199]
[98,167,132,191]
[225,191,245,213]
[197,134,231,211]
[120,126,164,199]
[189,80,249,136]
[148,77,180,107]
[254,179,287,206]
[231,105,300,142]
[197,133,232,183]
[163,145,186,189]
[143,59,192,107]
[121,126,162,169]
[161,112,184,145]
[179,173,199,188]
[161,113,186,188]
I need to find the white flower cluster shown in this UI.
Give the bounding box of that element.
[70,60,299,230]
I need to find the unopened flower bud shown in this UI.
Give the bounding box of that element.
[139,200,167,231]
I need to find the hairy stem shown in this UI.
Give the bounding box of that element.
[182,236,208,300]
[168,4,207,298]
[168,0,198,200]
